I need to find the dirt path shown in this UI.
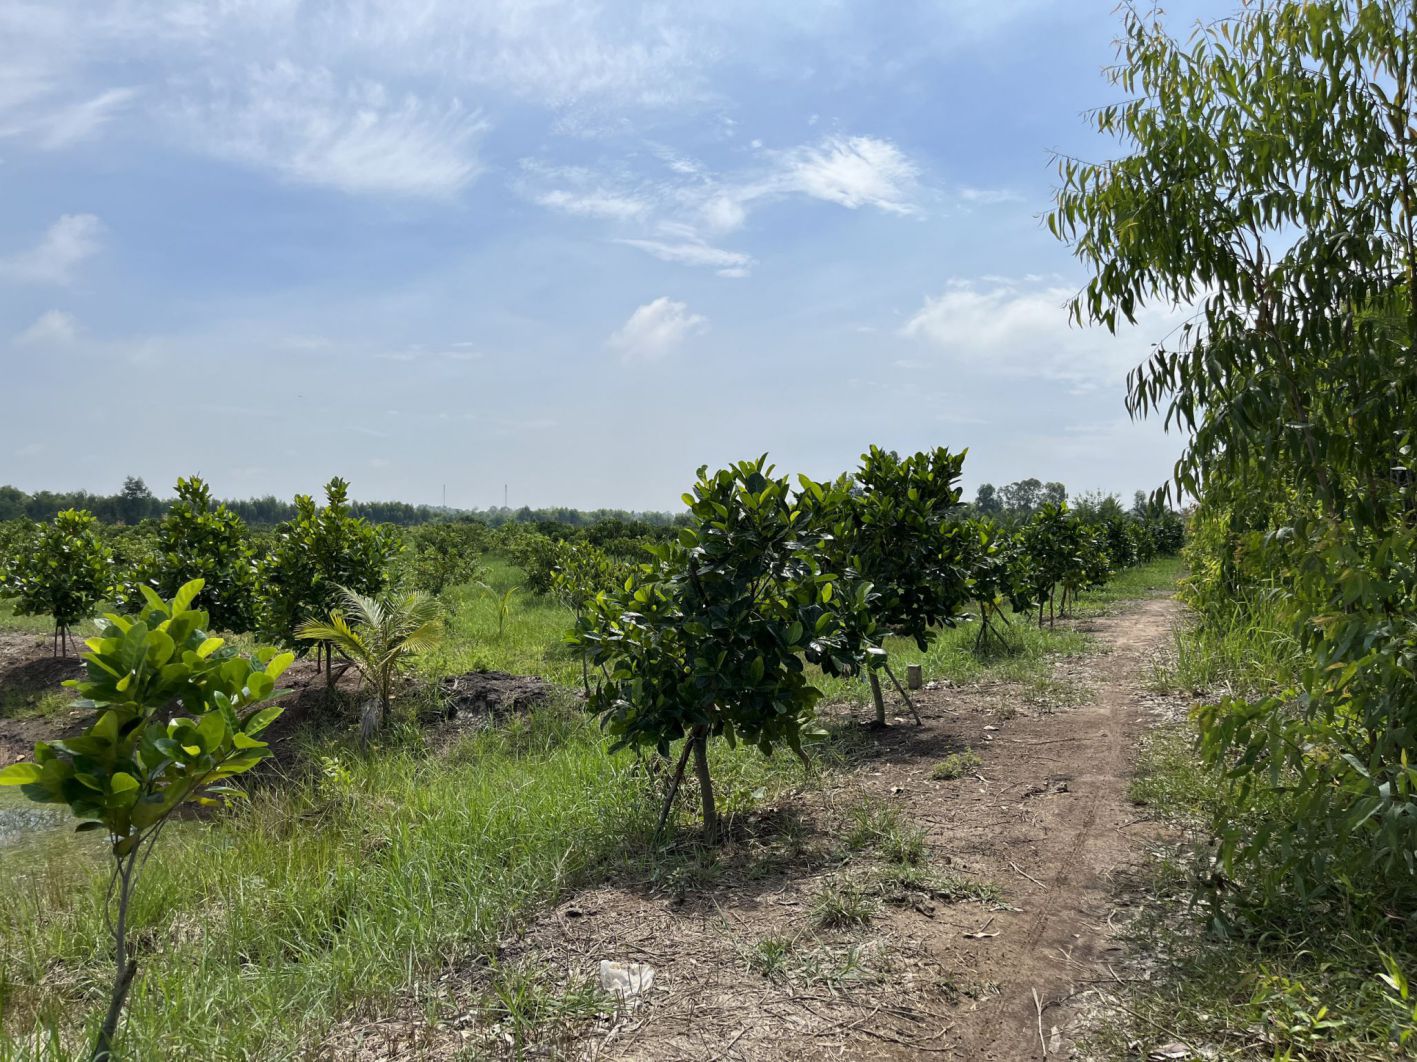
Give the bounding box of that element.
[329,592,1182,1061]
[933,594,1179,1061]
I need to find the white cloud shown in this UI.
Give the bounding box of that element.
[14,309,79,346]
[607,296,707,361]
[617,238,754,276]
[778,135,919,214]
[533,188,649,221]
[177,64,488,198]
[901,278,1192,386]
[958,185,1022,205]
[38,87,138,149]
[1,214,103,284]
[522,132,922,273]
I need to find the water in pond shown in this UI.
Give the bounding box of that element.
[0,787,85,856]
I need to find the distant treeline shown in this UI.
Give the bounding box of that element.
[0,478,688,529]
[0,475,1171,531]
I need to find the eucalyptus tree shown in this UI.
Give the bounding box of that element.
[572,458,880,841]
[1051,0,1417,906]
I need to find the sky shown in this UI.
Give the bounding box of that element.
[0,0,1227,512]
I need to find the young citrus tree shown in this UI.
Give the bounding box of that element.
[0,580,292,1059]
[138,477,257,632]
[823,446,974,725]
[402,521,487,595]
[549,541,633,694]
[572,458,879,841]
[261,477,401,673]
[2,509,111,655]
[960,517,1038,653]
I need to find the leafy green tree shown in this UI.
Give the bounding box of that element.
[0,580,292,1059]
[116,477,158,525]
[401,521,487,595]
[974,483,1002,516]
[1000,478,1044,516]
[137,477,257,633]
[2,509,111,655]
[961,518,1037,652]
[1020,503,1088,626]
[573,459,880,840]
[296,587,444,739]
[825,446,974,725]
[1051,0,1417,908]
[550,542,632,693]
[261,477,401,672]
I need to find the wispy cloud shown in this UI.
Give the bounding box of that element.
[522,132,924,274]
[616,238,754,276]
[178,64,488,198]
[777,135,919,214]
[14,309,79,346]
[958,185,1022,205]
[1,214,103,284]
[901,277,1191,386]
[607,296,707,361]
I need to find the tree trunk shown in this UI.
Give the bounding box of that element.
[691,729,719,843]
[869,670,887,727]
[92,851,139,1061]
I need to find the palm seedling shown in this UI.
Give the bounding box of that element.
[296,586,445,739]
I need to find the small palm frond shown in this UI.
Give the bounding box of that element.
[295,587,446,739]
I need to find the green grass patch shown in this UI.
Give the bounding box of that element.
[0,599,62,636]
[931,750,983,781]
[1149,591,1303,698]
[1088,722,1417,1061]
[0,702,817,1059]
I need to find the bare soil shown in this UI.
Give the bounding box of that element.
[324,593,1184,1061]
[0,628,555,769]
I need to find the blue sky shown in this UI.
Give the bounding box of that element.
[1,1,1224,511]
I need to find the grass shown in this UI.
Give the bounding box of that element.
[931,750,983,781]
[0,553,1180,1059]
[0,599,60,636]
[1084,594,1417,1061]
[0,700,828,1059]
[1148,588,1303,698]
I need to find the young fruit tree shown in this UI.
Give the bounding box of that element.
[550,541,633,693]
[295,587,445,739]
[262,477,401,675]
[0,580,293,1059]
[959,517,1037,653]
[572,458,880,841]
[1,509,112,656]
[402,521,488,595]
[826,446,974,726]
[139,476,257,633]
[1051,0,1417,907]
